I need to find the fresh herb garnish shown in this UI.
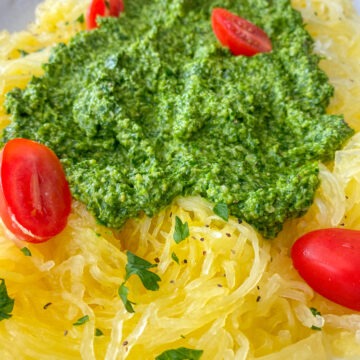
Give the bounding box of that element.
[311,325,322,331]
[18,49,28,57]
[173,216,189,244]
[95,328,104,336]
[171,252,179,264]
[310,307,321,317]
[310,307,323,330]
[0,279,14,321]
[20,247,32,256]
[73,315,89,326]
[76,13,85,24]
[119,252,161,313]
[125,251,161,291]
[118,282,135,313]
[213,202,229,221]
[155,347,203,360]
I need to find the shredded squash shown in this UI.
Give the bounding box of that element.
[0,0,360,359]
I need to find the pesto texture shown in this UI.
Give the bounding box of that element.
[3,0,353,238]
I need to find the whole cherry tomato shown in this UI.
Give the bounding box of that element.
[211,8,272,56]
[291,228,360,311]
[0,138,71,243]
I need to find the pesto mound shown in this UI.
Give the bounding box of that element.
[3,0,353,238]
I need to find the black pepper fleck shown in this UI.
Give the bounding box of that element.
[43,302,52,310]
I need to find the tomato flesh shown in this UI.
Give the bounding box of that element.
[86,0,124,30]
[211,8,272,56]
[291,228,360,311]
[0,139,71,243]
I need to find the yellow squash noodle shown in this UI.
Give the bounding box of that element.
[0,0,360,359]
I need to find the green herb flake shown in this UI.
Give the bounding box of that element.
[309,307,323,330]
[173,216,189,244]
[171,252,179,264]
[310,307,321,317]
[95,328,104,336]
[0,279,14,321]
[18,49,28,57]
[76,13,85,24]
[213,202,229,222]
[118,282,135,313]
[125,251,161,291]
[155,347,203,360]
[73,315,90,326]
[311,325,322,331]
[20,247,32,257]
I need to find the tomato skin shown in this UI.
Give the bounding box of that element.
[0,139,71,243]
[86,0,124,30]
[291,228,360,311]
[211,8,272,56]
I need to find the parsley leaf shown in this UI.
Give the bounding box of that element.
[119,252,162,313]
[0,279,14,321]
[213,202,229,221]
[73,315,89,326]
[95,328,104,336]
[309,307,323,331]
[125,251,161,291]
[20,247,32,256]
[310,307,321,317]
[173,216,189,244]
[155,347,203,360]
[76,13,85,24]
[171,252,179,264]
[311,325,322,331]
[118,282,135,313]
[18,49,28,57]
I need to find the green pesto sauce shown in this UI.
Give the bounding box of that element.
[2,0,353,238]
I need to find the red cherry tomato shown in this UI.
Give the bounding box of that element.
[86,0,124,30]
[291,228,360,311]
[211,8,272,56]
[0,138,71,243]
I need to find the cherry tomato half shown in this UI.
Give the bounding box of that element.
[211,8,272,56]
[86,0,124,30]
[0,138,71,243]
[291,228,360,311]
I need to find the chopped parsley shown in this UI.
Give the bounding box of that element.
[173,217,189,244]
[0,279,14,321]
[310,307,323,330]
[171,252,180,264]
[155,347,203,360]
[310,307,321,317]
[125,251,161,291]
[95,328,104,336]
[20,247,32,257]
[73,315,90,326]
[17,49,28,57]
[76,13,85,24]
[311,325,322,331]
[213,202,229,222]
[118,282,135,313]
[119,251,161,313]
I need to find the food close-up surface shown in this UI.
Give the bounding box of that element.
[0,0,360,359]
